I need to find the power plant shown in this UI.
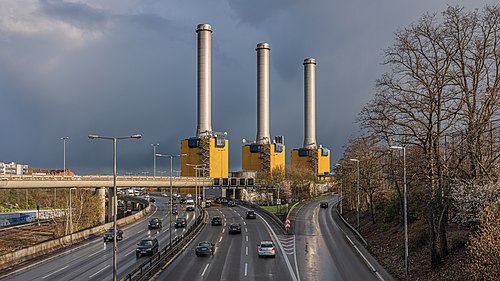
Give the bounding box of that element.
[180,24,229,178]
[241,43,285,174]
[291,58,331,175]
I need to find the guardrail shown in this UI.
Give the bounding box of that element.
[121,208,207,281]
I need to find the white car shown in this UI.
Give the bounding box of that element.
[257,241,276,258]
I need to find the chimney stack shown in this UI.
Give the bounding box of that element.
[196,24,212,137]
[303,58,317,149]
[256,43,271,144]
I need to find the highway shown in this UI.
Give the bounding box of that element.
[156,205,296,281]
[294,196,384,281]
[1,196,198,281]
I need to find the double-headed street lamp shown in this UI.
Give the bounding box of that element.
[186,164,206,209]
[155,153,186,246]
[349,158,360,230]
[88,133,142,281]
[335,163,343,215]
[390,145,408,275]
[151,144,159,177]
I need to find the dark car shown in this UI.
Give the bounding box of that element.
[195,241,215,256]
[175,217,187,228]
[211,216,222,226]
[103,227,123,242]
[228,201,236,207]
[246,210,256,219]
[149,197,156,203]
[136,237,158,258]
[205,201,211,208]
[220,198,228,204]
[228,223,242,234]
[320,202,329,208]
[148,217,162,229]
[172,207,178,215]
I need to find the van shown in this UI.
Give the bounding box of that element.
[186,199,195,211]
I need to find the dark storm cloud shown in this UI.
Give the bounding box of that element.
[0,0,496,175]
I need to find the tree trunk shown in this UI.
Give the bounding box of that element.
[369,192,375,224]
[438,203,448,258]
[427,205,440,268]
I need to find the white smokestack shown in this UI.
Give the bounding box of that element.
[303,58,317,149]
[256,42,271,145]
[196,24,212,137]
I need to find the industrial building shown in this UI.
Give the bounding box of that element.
[291,58,331,175]
[180,24,229,178]
[241,43,285,174]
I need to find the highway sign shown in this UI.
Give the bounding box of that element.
[276,199,281,205]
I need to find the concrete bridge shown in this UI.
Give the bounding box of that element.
[0,175,213,189]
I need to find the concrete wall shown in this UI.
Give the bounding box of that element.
[0,203,151,271]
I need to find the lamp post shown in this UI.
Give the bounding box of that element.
[69,187,76,244]
[335,163,343,215]
[88,133,142,281]
[155,153,186,246]
[151,144,159,177]
[349,158,360,230]
[186,164,205,209]
[61,137,69,173]
[391,145,408,275]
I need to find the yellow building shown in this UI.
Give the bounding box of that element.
[241,143,285,173]
[291,147,330,175]
[180,137,228,178]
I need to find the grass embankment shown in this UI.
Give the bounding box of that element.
[258,201,300,221]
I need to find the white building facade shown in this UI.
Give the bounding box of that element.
[0,162,28,175]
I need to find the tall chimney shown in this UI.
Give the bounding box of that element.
[303,58,317,149]
[196,24,212,137]
[256,43,271,145]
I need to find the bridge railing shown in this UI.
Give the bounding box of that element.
[121,207,207,281]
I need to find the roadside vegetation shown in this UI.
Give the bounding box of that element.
[336,5,499,280]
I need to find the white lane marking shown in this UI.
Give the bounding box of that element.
[224,222,227,226]
[224,218,227,221]
[246,246,248,255]
[219,236,223,243]
[294,235,300,281]
[222,228,225,233]
[137,229,144,234]
[88,250,102,258]
[244,263,248,276]
[125,250,135,257]
[243,221,246,225]
[222,214,225,217]
[42,265,69,279]
[246,236,248,242]
[245,228,248,233]
[88,265,110,279]
[201,263,210,276]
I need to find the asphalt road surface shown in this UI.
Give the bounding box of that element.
[156,205,296,281]
[1,196,198,281]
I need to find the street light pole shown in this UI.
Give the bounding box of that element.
[88,133,141,281]
[61,137,69,173]
[155,153,186,246]
[349,158,360,230]
[152,144,159,177]
[391,145,408,274]
[69,187,76,244]
[335,163,343,215]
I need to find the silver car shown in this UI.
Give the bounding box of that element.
[257,241,276,258]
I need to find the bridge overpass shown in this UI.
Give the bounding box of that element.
[0,175,213,189]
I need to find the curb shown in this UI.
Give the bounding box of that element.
[335,202,367,246]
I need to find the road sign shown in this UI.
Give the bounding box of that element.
[201,201,206,208]
[285,217,291,229]
[276,199,281,205]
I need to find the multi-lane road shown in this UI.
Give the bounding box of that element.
[157,205,296,281]
[1,196,198,281]
[1,195,393,281]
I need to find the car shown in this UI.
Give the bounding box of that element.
[186,204,195,211]
[220,198,228,204]
[257,241,276,258]
[103,227,123,242]
[161,193,168,197]
[211,216,222,226]
[246,210,256,219]
[205,201,211,208]
[228,223,242,234]
[136,237,158,258]
[175,217,187,228]
[228,201,236,207]
[149,197,156,203]
[195,241,215,256]
[148,217,162,229]
[320,202,329,208]
[172,207,179,215]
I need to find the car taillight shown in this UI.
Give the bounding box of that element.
[259,248,262,251]
[238,227,241,230]
[272,248,275,251]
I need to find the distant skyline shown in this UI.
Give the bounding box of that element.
[1,0,496,175]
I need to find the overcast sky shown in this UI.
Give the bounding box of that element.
[0,0,496,175]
